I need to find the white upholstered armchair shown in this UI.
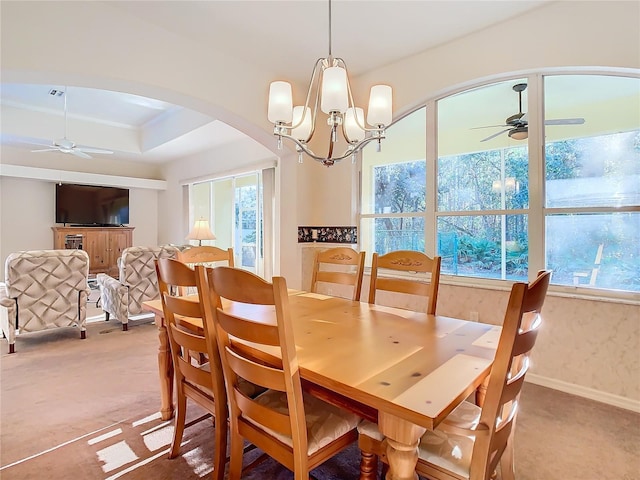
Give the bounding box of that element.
[0,249,91,354]
[97,245,179,330]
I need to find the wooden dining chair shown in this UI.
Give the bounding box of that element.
[358,270,552,480]
[207,266,361,480]
[178,245,235,267]
[310,247,365,301]
[155,258,229,480]
[176,246,234,297]
[368,250,442,314]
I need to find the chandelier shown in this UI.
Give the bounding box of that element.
[267,0,393,167]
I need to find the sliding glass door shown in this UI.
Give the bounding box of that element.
[190,170,267,276]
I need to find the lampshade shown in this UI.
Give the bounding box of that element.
[344,107,365,143]
[268,81,293,123]
[367,85,393,126]
[291,106,313,141]
[320,66,349,114]
[186,219,216,245]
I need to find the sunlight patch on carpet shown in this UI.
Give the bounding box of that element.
[183,445,213,477]
[88,428,122,445]
[133,411,161,427]
[97,440,139,472]
[142,424,173,451]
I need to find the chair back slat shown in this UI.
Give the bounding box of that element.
[225,345,287,391]
[471,270,551,480]
[217,310,281,346]
[178,246,235,266]
[512,326,539,358]
[501,367,527,406]
[310,247,365,301]
[235,389,293,437]
[369,251,441,314]
[316,270,362,287]
[375,277,431,297]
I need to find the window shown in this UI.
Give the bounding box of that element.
[436,79,530,281]
[544,75,640,291]
[190,169,272,276]
[360,73,640,294]
[360,107,426,257]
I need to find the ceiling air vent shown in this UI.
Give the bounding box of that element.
[48,89,64,97]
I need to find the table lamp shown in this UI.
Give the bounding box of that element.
[186,219,216,246]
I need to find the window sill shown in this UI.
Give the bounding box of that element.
[437,275,640,306]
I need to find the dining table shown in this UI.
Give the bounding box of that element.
[143,290,501,480]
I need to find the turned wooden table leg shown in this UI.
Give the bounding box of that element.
[378,412,426,480]
[385,438,420,480]
[155,314,174,420]
[359,451,378,480]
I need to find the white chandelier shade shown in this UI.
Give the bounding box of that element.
[267,81,293,124]
[320,66,349,114]
[367,85,393,126]
[344,107,365,143]
[267,0,392,166]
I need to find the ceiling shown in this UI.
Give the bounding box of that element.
[1,0,553,164]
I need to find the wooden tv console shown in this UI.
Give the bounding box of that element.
[52,226,134,276]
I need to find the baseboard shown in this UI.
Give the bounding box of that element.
[526,373,640,413]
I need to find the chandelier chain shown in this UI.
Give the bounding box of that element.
[328,0,332,58]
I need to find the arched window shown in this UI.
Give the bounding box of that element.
[360,72,640,294]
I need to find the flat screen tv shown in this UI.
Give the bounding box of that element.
[56,184,129,226]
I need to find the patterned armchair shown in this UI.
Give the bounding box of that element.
[0,249,91,353]
[97,245,179,330]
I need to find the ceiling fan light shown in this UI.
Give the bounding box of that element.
[509,127,528,140]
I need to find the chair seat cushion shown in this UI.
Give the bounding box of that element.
[417,400,480,479]
[359,400,481,480]
[251,390,360,455]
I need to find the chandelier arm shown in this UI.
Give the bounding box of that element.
[277,132,384,164]
[290,58,325,133]
[308,66,323,142]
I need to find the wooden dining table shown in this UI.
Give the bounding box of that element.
[143,290,500,480]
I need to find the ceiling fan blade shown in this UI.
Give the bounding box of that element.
[480,128,511,142]
[471,124,509,130]
[70,149,92,159]
[31,148,59,153]
[77,147,114,155]
[26,141,57,148]
[545,118,586,126]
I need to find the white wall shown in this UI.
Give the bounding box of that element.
[0,176,160,279]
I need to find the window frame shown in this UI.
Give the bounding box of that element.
[358,69,640,302]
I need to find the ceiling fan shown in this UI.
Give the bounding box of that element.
[475,83,585,142]
[30,88,114,159]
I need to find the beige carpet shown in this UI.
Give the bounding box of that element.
[1,301,639,479]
